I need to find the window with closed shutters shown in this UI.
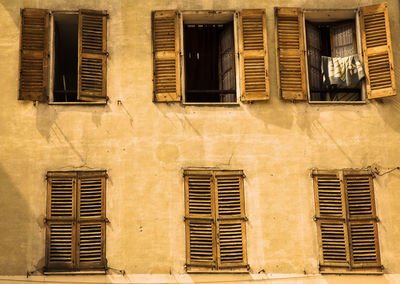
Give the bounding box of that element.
[184,170,248,272]
[313,169,381,273]
[45,171,107,272]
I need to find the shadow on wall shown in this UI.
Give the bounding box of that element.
[375,96,400,133]
[0,165,41,275]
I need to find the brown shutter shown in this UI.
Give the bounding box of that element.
[46,173,77,269]
[77,172,106,268]
[313,172,350,268]
[19,8,49,102]
[78,10,107,102]
[361,3,396,99]
[215,172,247,268]
[275,8,307,100]
[344,174,381,268]
[239,9,269,101]
[184,171,216,268]
[152,10,181,102]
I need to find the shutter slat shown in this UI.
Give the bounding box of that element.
[188,221,215,265]
[187,176,212,216]
[47,222,74,268]
[79,177,104,219]
[153,10,180,102]
[78,222,104,266]
[319,221,348,264]
[216,176,242,217]
[276,8,307,100]
[239,9,269,101]
[316,176,344,217]
[350,222,379,266]
[49,178,74,218]
[19,8,49,102]
[78,10,107,102]
[218,221,245,266]
[361,3,396,99]
[345,176,374,218]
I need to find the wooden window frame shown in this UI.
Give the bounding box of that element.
[303,9,367,104]
[45,171,107,273]
[184,170,249,273]
[312,169,382,274]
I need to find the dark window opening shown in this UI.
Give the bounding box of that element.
[306,20,363,101]
[53,14,78,102]
[184,23,236,103]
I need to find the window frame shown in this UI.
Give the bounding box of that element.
[180,10,241,105]
[312,169,382,274]
[44,170,107,273]
[303,9,367,104]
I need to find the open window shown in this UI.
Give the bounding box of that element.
[18,9,108,104]
[275,3,396,102]
[152,10,269,104]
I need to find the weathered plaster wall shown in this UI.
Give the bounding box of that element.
[0,0,400,282]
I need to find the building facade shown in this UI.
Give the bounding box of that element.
[0,0,400,283]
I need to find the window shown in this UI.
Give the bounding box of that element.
[312,169,381,273]
[19,9,108,104]
[152,10,270,104]
[45,171,107,272]
[275,3,396,102]
[184,170,248,272]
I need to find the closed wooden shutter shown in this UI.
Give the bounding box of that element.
[19,8,49,102]
[152,10,181,102]
[238,9,269,101]
[361,3,396,99]
[275,8,307,100]
[185,172,216,268]
[78,10,108,103]
[184,170,247,271]
[344,174,381,268]
[313,172,349,268]
[215,173,247,268]
[46,173,76,269]
[313,170,381,272]
[77,173,106,268]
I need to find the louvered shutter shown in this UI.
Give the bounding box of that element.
[275,8,307,100]
[184,171,216,268]
[78,10,107,102]
[77,172,106,268]
[46,174,76,269]
[215,172,247,268]
[152,10,181,102]
[361,3,396,99]
[313,172,350,268]
[238,10,269,101]
[19,8,49,102]
[344,174,381,268]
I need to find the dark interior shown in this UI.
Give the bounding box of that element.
[306,21,362,101]
[184,23,236,103]
[53,14,78,102]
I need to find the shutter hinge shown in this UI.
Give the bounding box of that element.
[104,52,109,57]
[43,218,48,224]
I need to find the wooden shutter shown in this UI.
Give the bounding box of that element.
[77,172,106,268]
[46,173,76,269]
[275,8,307,100]
[239,10,269,101]
[215,172,247,268]
[19,8,49,102]
[78,10,107,102]
[184,171,216,268]
[361,3,396,99]
[313,172,350,268]
[344,174,381,268]
[152,10,181,102]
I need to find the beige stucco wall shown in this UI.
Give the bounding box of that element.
[0,0,400,283]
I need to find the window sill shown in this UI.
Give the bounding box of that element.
[320,271,384,275]
[308,100,366,104]
[43,270,106,275]
[182,102,240,107]
[48,102,107,105]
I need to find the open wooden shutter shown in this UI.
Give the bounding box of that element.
[344,174,381,269]
[77,172,106,269]
[184,171,216,269]
[78,10,107,102]
[238,10,269,101]
[275,8,307,100]
[46,173,76,270]
[361,3,396,99]
[313,171,350,269]
[215,171,247,268]
[152,10,181,102]
[19,8,49,102]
